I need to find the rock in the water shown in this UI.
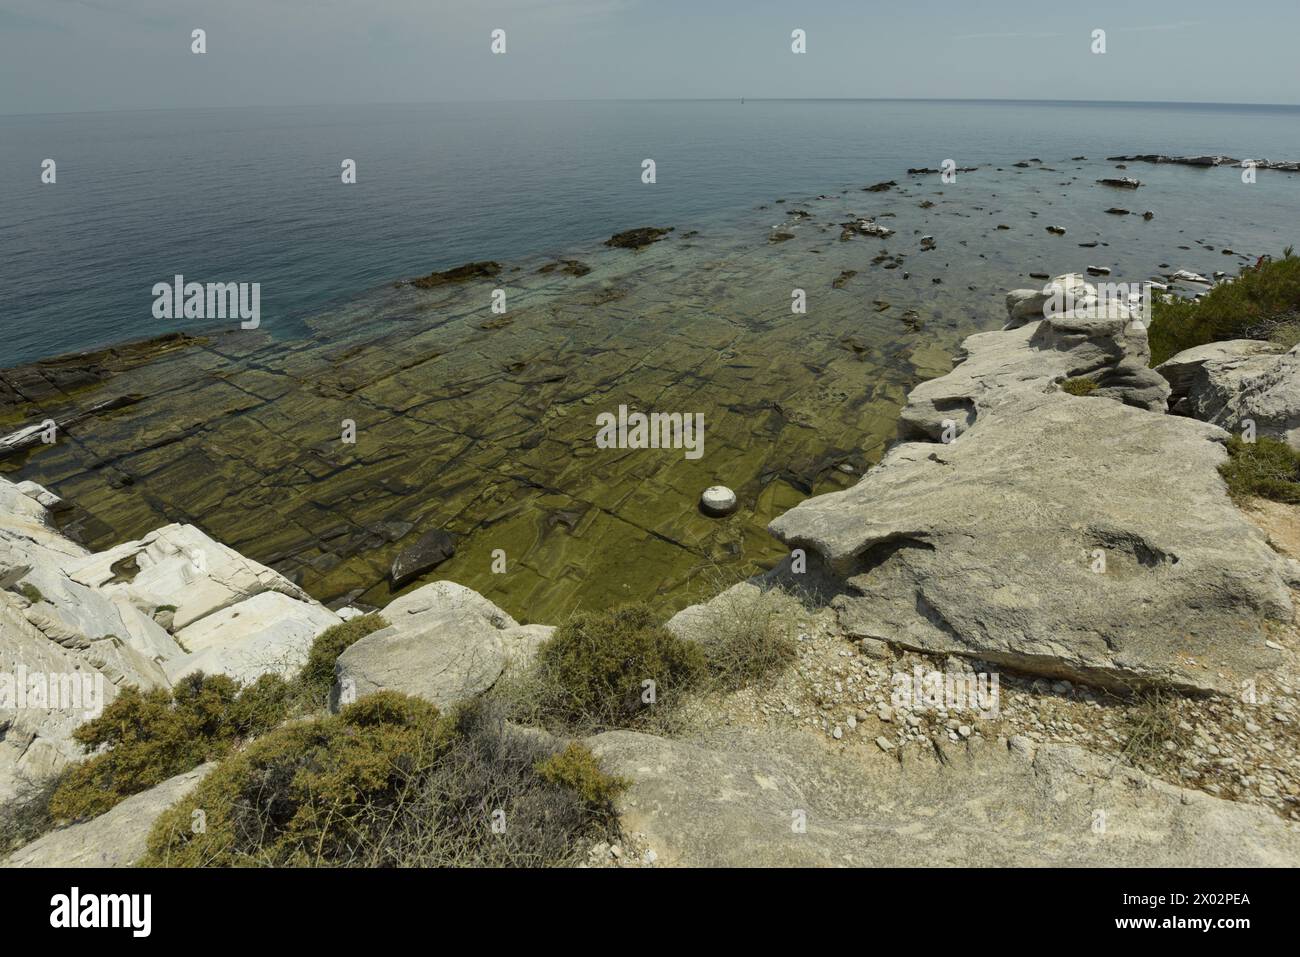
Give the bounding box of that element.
[585,729,1300,866]
[3,764,213,867]
[699,485,738,517]
[1097,176,1142,188]
[330,581,544,712]
[389,529,456,588]
[409,261,501,289]
[1157,340,1300,447]
[604,227,671,249]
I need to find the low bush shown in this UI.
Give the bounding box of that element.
[692,584,799,691]
[0,773,65,855]
[1060,376,1099,396]
[143,695,624,867]
[1219,435,1300,504]
[47,672,290,822]
[507,603,707,734]
[1118,688,1191,771]
[536,742,628,808]
[1148,249,1300,365]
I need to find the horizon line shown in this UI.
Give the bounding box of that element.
[4,95,1299,119]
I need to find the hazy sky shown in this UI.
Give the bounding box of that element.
[3,0,1297,115]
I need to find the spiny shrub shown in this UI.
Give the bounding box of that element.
[1148,249,1300,365]
[519,603,706,733]
[1219,435,1300,504]
[0,773,65,855]
[47,672,290,822]
[692,584,799,691]
[143,695,624,867]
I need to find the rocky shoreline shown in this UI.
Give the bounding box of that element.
[5,264,1300,866]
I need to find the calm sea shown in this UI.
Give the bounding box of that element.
[3,98,1299,366]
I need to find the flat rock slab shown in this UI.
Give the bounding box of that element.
[586,729,1300,867]
[3,763,213,868]
[771,391,1290,692]
[166,590,340,684]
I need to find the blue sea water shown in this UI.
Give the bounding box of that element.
[2,98,1299,366]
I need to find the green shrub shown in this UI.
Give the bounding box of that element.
[1061,376,1099,396]
[520,603,706,733]
[1219,435,1300,504]
[536,742,627,808]
[47,673,290,822]
[1148,249,1300,365]
[294,614,387,710]
[15,582,44,604]
[143,694,622,867]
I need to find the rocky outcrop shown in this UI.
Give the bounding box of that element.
[329,581,549,712]
[1107,154,1300,172]
[770,276,1291,694]
[586,728,1300,866]
[2,764,213,868]
[1,476,339,797]
[901,282,1169,443]
[1157,340,1300,447]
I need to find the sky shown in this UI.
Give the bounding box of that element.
[2,0,1298,115]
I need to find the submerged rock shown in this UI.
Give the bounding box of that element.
[1097,177,1142,189]
[409,261,502,289]
[537,259,592,277]
[604,227,671,249]
[389,529,456,589]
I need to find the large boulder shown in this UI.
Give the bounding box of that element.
[773,392,1288,694]
[3,763,213,867]
[330,581,547,711]
[586,729,1300,866]
[1157,340,1300,447]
